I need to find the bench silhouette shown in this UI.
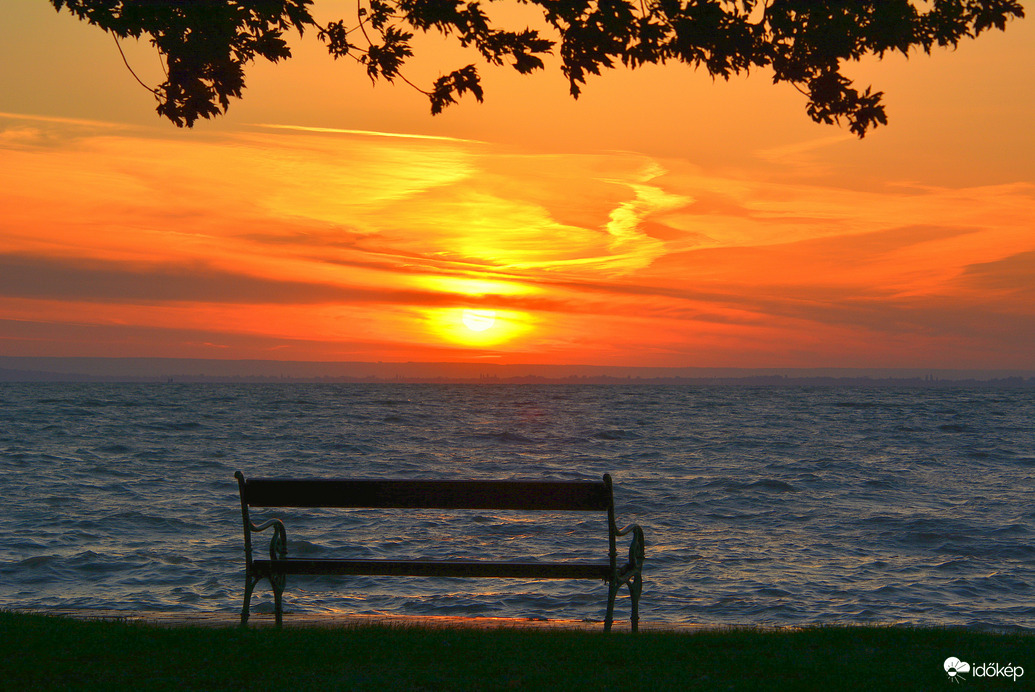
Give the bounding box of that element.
[234,471,646,631]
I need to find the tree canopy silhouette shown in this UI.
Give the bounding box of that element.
[52,0,1024,136]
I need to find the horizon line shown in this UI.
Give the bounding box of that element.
[1,356,1033,381]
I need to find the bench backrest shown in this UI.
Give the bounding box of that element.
[237,476,612,511]
[235,471,620,568]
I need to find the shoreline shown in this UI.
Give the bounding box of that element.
[15,608,1031,635]
[15,608,689,631]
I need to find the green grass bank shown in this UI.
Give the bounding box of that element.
[1,611,1030,690]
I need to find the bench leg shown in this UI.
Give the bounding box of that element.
[604,581,620,633]
[271,572,285,628]
[241,572,258,626]
[630,572,642,634]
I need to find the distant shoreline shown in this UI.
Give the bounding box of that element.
[2,357,1033,387]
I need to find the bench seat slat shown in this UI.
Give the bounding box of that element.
[242,479,611,511]
[252,558,613,580]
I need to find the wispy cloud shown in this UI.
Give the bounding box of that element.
[0,111,129,129]
[252,122,484,143]
[2,119,1033,367]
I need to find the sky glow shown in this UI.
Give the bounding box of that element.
[0,3,1033,369]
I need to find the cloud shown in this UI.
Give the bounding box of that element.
[0,253,478,307]
[252,123,483,143]
[2,118,1034,366]
[0,111,127,130]
[595,165,687,272]
[0,317,428,361]
[960,250,1035,296]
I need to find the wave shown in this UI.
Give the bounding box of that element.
[469,431,535,444]
[705,478,799,493]
[592,429,642,440]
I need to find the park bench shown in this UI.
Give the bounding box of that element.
[234,471,646,631]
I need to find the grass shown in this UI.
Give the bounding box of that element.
[1,611,1031,690]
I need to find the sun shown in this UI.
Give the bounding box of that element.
[426,308,532,347]
[461,309,496,332]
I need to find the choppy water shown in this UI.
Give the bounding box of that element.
[1,383,1033,630]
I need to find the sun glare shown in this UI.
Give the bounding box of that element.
[462,309,496,332]
[427,308,531,347]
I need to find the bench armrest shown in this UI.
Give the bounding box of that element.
[249,518,288,560]
[615,523,646,580]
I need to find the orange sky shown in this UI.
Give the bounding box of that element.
[1,2,1033,369]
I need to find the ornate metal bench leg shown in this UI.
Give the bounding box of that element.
[630,572,642,633]
[272,572,285,628]
[241,573,257,626]
[604,580,619,632]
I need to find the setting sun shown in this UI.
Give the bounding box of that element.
[461,309,496,332]
[425,308,532,348]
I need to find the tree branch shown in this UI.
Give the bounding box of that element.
[112,34,159,97]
